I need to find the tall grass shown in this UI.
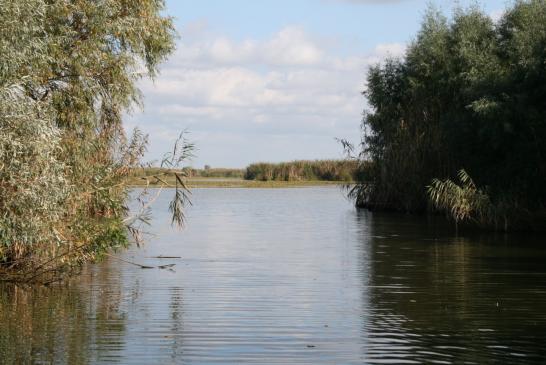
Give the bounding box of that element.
[428,170,496,229]
[131,161,359,183]
[192,168,245,179]
[427,170,545,231]
[244,160,358,182]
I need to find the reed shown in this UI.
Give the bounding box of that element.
[244,160,358,182]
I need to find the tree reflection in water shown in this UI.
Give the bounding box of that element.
[359,211,546,363]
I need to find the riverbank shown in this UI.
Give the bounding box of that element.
[128,177,349,188]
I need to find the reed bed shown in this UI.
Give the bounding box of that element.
[244,160,358,182]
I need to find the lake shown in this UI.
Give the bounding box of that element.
[1,187,546,364]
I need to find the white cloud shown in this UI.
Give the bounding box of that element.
[171,25,325,68]
[263,26,324,66]
[130,24,405,167]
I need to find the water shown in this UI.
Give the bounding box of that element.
[1,187,546,364]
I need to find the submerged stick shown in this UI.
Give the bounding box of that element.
[146,255,182,259]
[104,253,155,269]
[104,253,176,270]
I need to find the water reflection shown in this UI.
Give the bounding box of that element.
[0,260,127,364]
[362,211,546,363]
[1,188,545,364]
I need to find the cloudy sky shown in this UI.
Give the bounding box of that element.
[127,0,508,168]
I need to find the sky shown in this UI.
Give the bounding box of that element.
[126,0,510,168]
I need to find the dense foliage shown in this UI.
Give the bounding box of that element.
[0,0,188,282]
[351,0,546,230]
[245,160,359,182]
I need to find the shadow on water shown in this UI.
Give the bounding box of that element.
[0,261,128,364]
[1,188,545,364]
[358,210,546,363]
[0,258,186,364]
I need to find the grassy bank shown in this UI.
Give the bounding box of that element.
[131,160,358,184]
[129,167,244,179]
[128,160,359,187]
[128,176,346,188]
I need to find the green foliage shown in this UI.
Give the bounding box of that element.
[0,88,70,259]
[0,0,187,282]
[352,1,546,229]
[244,160,359,182]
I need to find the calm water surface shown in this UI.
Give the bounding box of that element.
[1,187,546,364]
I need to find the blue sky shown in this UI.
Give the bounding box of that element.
[127,0,510,168]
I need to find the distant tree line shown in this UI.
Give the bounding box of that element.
[350,0,546,230]
[129,160,361,183]
[245,160,360,182]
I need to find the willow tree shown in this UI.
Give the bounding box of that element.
[1,0,189,281]
[352,1,546,230]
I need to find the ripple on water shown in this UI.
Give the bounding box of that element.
[1,188,546,364]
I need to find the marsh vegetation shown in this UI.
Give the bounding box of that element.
[244,160,359,182]
[128,160,359,187]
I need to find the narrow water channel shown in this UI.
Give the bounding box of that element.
[1,187,546,364]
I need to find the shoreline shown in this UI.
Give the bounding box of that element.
[128,178,352,189]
